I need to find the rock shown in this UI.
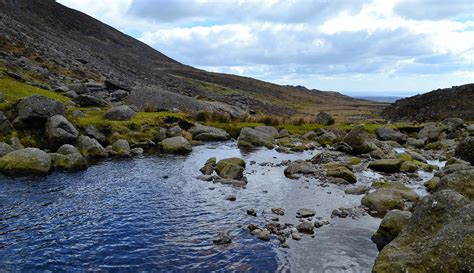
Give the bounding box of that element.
[237,127,274,148]
[214,178,247,187]
[104,79,132,91]
[200,157,216,175]
[161,136,192,154]
[0,148,51,175]
[407,151,427,163]
[373,190,473,273]
[315,112,335,125]
[317,131,337,145]
[371,210,412,251]
[189,124,230,141]
[344,186,369,195]
[424,176,440,192]
[215,157,245,180]
[296,220,315,234]
[334,142,352,154]
[57,144,81,155]
[375,128,407,144]
[368,159,404,173]
[417,122,443,142]
[49,152,88,171]
[166,126,183,138]
[225,195,236,201]
[303,132,318,140]
[63,90,78,98]
[284,161,317,178]
[277,129,290,138]
[197,175,213,181]
[10,137,24,150]
[446,157,470,166]
[0,142,13,157]
[271,208,285,216]
[73,94,108,107]
[455,137,474,165]
[247,208,257,217]
[256,228,271,241]
[292,232,302,240]
[104,105,136,121]
[45,115,79,148]
[361,186,418,217]
[435,170,474,200]
[213,231,231,245]
[130,148,144,156]
[400,161,417,173]
[0,111,13,133]
[325,165,357,184]
[407,138,425,148]
[254,126,279,138]
[297,208,316,218]
[85,125,107,144]
[16,95,65,125]
[342,125,374,155]
[112,139,130,157]
[442,118,464,132]
[156,127,168,141]
[110,90,129,101]
[75,135,107,158]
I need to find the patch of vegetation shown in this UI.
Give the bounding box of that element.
[0,76,69,110]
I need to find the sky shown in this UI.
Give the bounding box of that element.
[57,0,474,97]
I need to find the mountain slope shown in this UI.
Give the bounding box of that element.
[0,0,385,119]
[382,83,474,122]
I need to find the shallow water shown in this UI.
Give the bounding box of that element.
[0,142,381,272]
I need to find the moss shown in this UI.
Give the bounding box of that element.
[350,157,362,165]
[0,76,69,110]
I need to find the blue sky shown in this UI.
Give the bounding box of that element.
[58,0,473,97]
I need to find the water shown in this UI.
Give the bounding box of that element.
[0,142,381,272]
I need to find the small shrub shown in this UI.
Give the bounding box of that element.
[195,111,212,122]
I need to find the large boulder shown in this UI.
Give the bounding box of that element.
[161,136,192,154]
[442,118,464,132]
[435,170,474,201]
[45,115,79,148]
[375,128,407,144]
[104,105,136,121]
[189,124,230,141]
[373,190,474,273]
[455,137,474,165]
[111,139,131,157]
[16,95,65,125]
[237,127,274,148]
[417,122,444,143]
[215,157,245,180]
[0,148,51,175]
[85,124,107,144]
[371,210,412,251]
[342,125,374,155]
[254,126,279,138]
[325,165,357,184]
[49,152,88,171]
[284,161,318,178]
[315,112,335,125]
[362,183,418,217]
[368,159,404,173]
[75,135,107,158]
[200,157,217,175]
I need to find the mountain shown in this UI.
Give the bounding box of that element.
[382,83,474,122]
[0,0,385,119]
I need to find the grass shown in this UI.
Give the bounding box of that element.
[0,76,69,110]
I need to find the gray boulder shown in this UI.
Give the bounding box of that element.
[237,127,275,148]
[435,170,474,201]
[254,126,279,138]
[50,152,88,171]
[315,112,335,125]
[373,190,474,273]
[161,136,192,154]
[0,148,51,175]
[104,105,136,121]
[111,139,131,157]
[215,157,245,180]
[16,95,65,124]
[85,124,107,144]
[342,125,374,155]
[57,144,81,155]
[75,135,107,158]
[189,124,230,141]
[284,161,318,178]
[368,159,404,173]
[73,94,108,107]
[455,137,474,165]
[45,115,79,148]
[442,118,464,132]
[362,184,418,217]
[375,128,407,144]
[166,126,183,137]
[371,210,412,251]
[417,122,444,142]
[0,142,13,157]
[156,127,168,141]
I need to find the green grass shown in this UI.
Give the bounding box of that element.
[0,76,69,110]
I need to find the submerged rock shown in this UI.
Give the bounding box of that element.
[0,148,51,175]
[161,136,192,154]
[213,231,231,245]
[373,190,474,273]
[371,209,412,251]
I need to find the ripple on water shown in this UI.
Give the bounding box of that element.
[0,142,380,271]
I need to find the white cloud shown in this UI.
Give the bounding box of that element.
[56,0,474,95]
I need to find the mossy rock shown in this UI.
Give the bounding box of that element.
[362,185,418,217]
[350,157,362,165]
[400,161,418,173]
[161,136,192,154]
[326,166,357,184]
[424,176,440,192]
[435,170,474,201]
[371,209,412,251]
[50,152,88,171]
[369,159,404,173]
[0,148,51,175]
[215,157,245,180]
